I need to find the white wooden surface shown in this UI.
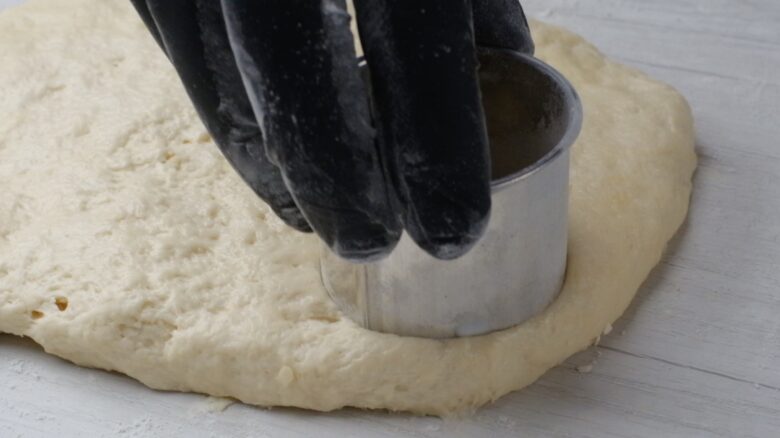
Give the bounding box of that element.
[2,0,780,437]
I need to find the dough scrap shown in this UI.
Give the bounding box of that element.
[0,0,696,415]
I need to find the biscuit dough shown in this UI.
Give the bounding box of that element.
[0,0,696,415]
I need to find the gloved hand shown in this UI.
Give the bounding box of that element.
[130,0,534,261]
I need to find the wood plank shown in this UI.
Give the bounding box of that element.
[4,335,779,438]
[526,0,780,85]
[524,0,780,390]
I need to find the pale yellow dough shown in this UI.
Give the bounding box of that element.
[0,0,696,415]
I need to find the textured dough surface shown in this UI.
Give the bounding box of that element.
[0,0,696,415]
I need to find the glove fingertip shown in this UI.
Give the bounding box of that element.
[294,199,401,262]
[274,206,313,233]
[404,190,492,261]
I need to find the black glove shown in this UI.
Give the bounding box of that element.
[130,0,534,261]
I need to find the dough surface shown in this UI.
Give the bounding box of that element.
[0,0,696,415]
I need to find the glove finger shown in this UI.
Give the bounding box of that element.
[354,0,492,260]
[140,0,310,232]
[222,0,401,261]
[472,0,535,54]
[129,0,165,51]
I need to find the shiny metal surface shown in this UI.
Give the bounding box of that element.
[321,49,583,338]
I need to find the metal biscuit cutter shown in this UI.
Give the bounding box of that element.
[321,48,583,338]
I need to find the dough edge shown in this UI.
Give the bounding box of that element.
[0,0,697,416]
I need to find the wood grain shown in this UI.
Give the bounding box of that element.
[2,0,779,436]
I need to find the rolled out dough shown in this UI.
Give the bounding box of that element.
[0,0,696,415]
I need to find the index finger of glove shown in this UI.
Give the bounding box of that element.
[137,0,310,231]
[222,0,402,261]
[354,0,492,260]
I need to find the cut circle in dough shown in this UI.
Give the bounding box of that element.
[0,0,696,415]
